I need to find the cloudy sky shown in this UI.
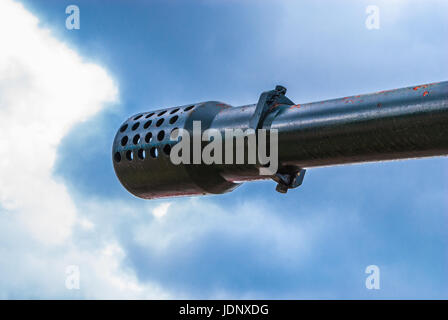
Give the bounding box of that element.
[0,0,447,299]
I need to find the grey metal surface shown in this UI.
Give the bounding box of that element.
[112,102,240,199]
[274,81,448,168]
[112,81,448,199]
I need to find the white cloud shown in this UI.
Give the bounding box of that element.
[152,202,172,219]
[135,198,327,263]
[0,0,167,298]
[0,0,116,244]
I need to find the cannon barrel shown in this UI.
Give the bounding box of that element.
[112,81,448,199]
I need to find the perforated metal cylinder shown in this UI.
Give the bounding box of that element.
[112,102,240,199]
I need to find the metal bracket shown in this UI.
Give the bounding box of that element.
[272,166,306,194]
[249,85,294,130]
[250,85,306,194]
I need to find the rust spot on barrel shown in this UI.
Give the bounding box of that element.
[413,85,428,91]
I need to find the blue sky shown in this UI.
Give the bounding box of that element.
[0,0,446,298]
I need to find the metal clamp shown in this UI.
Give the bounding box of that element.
[250,86,306,193]
[249,85,294,130]
[272,166,306,194]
